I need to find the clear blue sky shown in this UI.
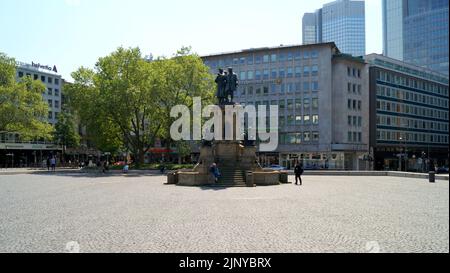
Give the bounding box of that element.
[0,0,382,81]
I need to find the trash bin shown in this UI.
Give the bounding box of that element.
[167,171,179,185]
[246,172,255,187]
[429,171,435,183]
[279,171,289,184]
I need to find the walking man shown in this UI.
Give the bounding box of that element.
[294,161,304,186]
[50,156,56,172]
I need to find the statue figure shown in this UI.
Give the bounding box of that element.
[215,68,227,104]
[225,67,238,104]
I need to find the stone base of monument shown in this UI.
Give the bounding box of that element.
[170,141,281,187]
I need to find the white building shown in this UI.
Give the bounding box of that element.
[16,61,63,125]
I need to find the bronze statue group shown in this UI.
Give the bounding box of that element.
[215,67,239,105]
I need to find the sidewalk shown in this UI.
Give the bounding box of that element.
[0,168,164,176]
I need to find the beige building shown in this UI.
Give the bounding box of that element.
[202,42,370,170]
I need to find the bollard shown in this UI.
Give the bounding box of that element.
[429,171,435,183]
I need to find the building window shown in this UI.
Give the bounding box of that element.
[304,115,310,125]
[55,89,60,97]
[18,71,24,78]
[312,82,319,91]
[41,76,46,82]
[48,111,53,119]
[348,132,352,142]
[312,132,319,141]
[271,54,277,62]
[358,101,362,110]
[271,69,277,79]
[295,67,301,78]
[48,88,53,95]
[255,55,262,64]
[347,67,351,77]
[304,131,311,142]
[33,74,38,80]
[295,99,302,110]
[247,71,254,80]
[255,70,261,80]
[287,68,293,78]
[311,65,318,76]
[348,99,352,109]
[48,100,52,108]
[303,66,310,77]
[279,68,285,78]
[263,55,269,63]
[303,51,310,59]
[263,70,269,80]
[247,56,254,65]
[55,100,60,109]
[312,98,318,110]
[312,115,319,125]
[48,77,53,84]
[303,82,310,92]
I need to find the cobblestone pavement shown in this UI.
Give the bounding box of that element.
[0,173,448,253]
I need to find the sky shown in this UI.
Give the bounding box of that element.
[0,0,383,81]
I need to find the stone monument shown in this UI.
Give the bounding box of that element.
[167,67,282,187]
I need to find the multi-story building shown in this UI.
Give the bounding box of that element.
[16,61,62,125]
[202,42,370,170]
[382,0,449,76]
[302,12,321,45]
[0,61,63,168]
[301,0,366,57]
[366,54,449,171]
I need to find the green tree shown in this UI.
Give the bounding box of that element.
[0,52,53,140]
[53,111,80,155]
[66,47,215,166]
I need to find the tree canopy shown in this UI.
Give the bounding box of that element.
[65,47,215,165]
[0,52,53,140]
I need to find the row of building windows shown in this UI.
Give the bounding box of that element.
[376,70,449,96]
[17,72,60,86]
[47,88,60,97]
[48,99,60,109]
[377,130,449,144]
[241,98,319,113]
[48,111,59,120]
[348,83,362,94]
[238,66,319,80]
[279,131,320,144]
[280,115,320,126]
[376,85,449,108]
[377,100,449,120]
[205,50,320,68]
[347,66,362,78]
[347,99,363,111]
[348,131,363,143]
[239,82,320,96]
[377,115,449,132]
[348,116,363,127]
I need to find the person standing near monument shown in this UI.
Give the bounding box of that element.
[294,161,304,186]
[225,67,238,103]
[210,163,221,183]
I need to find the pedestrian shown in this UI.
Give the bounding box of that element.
[294,162,304,186]
[46,157,50,171]
[50,157,56,172]
[123,164,129,174]
[210,163,221,183]
[160,162,166,174]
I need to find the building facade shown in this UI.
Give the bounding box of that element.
[0,61,63,168]
[301,0,366,57]
[366,54,449,171]
[16,61,63,125]
[382,0,449,76]
[202,43,370,170]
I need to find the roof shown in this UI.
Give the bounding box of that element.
[200,42,340,58]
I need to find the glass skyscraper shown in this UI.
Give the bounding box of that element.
[383,0,449,76]
[301,0,366,57]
